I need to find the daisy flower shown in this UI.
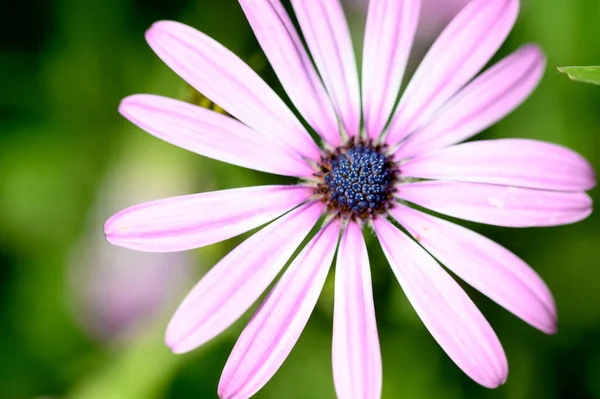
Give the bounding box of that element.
[104,0,595,398]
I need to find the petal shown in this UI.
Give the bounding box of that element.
[401,139,596,192]
[238,0,340,146]
[398,45,546,158]
[120,94,314,177]
[386,0,519,145]
[397,181,593,227]
[166,201,323,354]
[362,0,420,140]
[104,185,312,252]
[145,20,319,160]
[291,0,361,137]
[219,219,341,399]
[332,222,382,399]
[374,218,507,388]
[391,204,557,334]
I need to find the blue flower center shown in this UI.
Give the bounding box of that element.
[316,142,398,219]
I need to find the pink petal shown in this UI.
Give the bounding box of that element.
[362,0,420,140]
[166,201,323,354]
[145,20,319,160]
[374,218,508,388]
[397,181,593,227]
[386,0,519,145]
[119,94,314,177]
[398,45,546,158]
[218,219,341,399]
[332,222,382,399]
[401,139,596,192]
[291,0,361,138]
[238,0,340,146]
[104,185,312,252]
[391,204,557,334]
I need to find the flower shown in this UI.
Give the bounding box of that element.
[105,0,595,398]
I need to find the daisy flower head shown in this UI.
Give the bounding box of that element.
[105,0,596,398]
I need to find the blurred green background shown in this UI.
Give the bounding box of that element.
[1,0,600,398]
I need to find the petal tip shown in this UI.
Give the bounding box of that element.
[165,331,194,354]
[522,42,544,56]
[104,233,118,246]
[103,209,131,239]
[585,168,597,191]
[479,368,509,389]
[476,347,509,389]
[145,20,177,46]
[117,94,160,120]
[145,21,161,40]
[103,211,137,248]
[146,20,170,35]
[545,325,559,336]
[117,95,140,117]
[217,380,233,399]
[165,322,193,354]
[519,43,546,69]
[537,302,558,335]
[540,318,558,335]
[103,214,119,238]
[168,343,189,355]
[164,331,178,352]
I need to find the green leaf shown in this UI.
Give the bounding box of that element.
[558,66,600,85]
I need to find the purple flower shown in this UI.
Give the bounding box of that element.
[105,0,595,397]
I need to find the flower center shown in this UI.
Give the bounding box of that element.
[315,140,399,219]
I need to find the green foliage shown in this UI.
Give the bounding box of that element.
[558,66,600,85]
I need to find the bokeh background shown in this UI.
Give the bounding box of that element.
[1,0,600,398]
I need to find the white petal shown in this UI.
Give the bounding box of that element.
[120,94,314,176]
[386,0,519,145]
[391,204,557,334]
[239,0,340,145]
[292,0,361,137]
[105,185,312,252]
[397,44,545,158]
[218,220,341,399]
[146,20,320,159]
[362,0,420,140]
[166,201,323,353]
[374,218,507,388]
[333,222,382,399]
[397,181,593,227]
[401,139,596,192]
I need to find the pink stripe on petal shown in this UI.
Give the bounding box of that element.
[362,0,420,140]
[386,0,519,145]
[398,45,546,158]
[333,222,382,399]
[391,204,557,334]
[397,181,593,227]
[238,0,340,146]
[401,139,596,192]
[120,95,313,177]
[374,218,507,388]
[292,0,361,138]
[145,20,319,160]
[166,201,323,354]
[219,219,341,399]
[104,185,313,252]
